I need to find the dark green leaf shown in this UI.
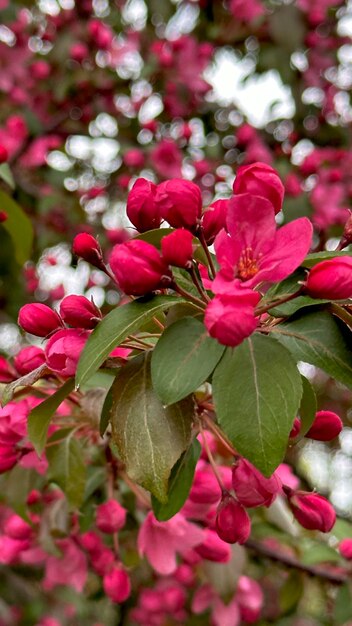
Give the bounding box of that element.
[100,385,113,436]
[133,228,208,265]
[272,310,352,390]
[76,295,183,388]
[269,295,329,318]
[46,430,86,509]
[151,317,224,405]
[279,571,304,614]
[297,375,317,438]
[110,352,194,502]
[334,585,352,625]
[0,190,33,265]
[0,465,44,519]
[28,379,75,455]
[152,438,201,521]
[303,250,352,268]
[213,334,302,476]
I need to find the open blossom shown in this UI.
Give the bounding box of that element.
[138,512,204,575]
[43,538,88,592]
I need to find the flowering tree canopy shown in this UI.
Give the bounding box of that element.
[0,1,352,625]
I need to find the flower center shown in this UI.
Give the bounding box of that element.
[237,247,259,280]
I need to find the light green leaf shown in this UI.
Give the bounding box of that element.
[46,430,86,509]
[151,317,224,405]
[110,352,194,502]
[152,438,201,521]
[0,163,15,189]
[28,379,75,456]
[0,190,33,264]
[279,571,304,614]
[76,296,183,388]
[272,310,352,390]
[213,334,302,476]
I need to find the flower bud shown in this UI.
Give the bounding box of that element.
[45,329,90,377]
[0,356,16,383]
[0,211,8,222]
[305,257,352,300]
[95,499,127,534]
[103,565,131,603]
[155,179,202,231]
[18,303,62,337]
[0,145,8,163]
[194,528,231,562]
[233,162,284,215]
[341,211,352,247]
[232,458,281,508]
[216,493,251,544]
[306,410,343,441]
[109,239,169,296]
[59,295,102,329]
[72,233,105,270]
[339,538,352,559]
[126,178,160,232]
[289,417,301,439]
[286,489,336,532]
[14,346,46,375]
[0,445,18,473]
[4,514,32,540]
[201,199,228,245]
[161,229,194,268]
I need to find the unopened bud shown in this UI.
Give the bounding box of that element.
[216,493,251,544]
[232,458,281,508]
[233,162,284,215]
[285,488,336,532]
[14,346,46,375]
[103,565,131,603]
[126,178,160,232]
[109,239,170,296]
[18,303,62,337]
[305,257,352,300]
[161,228,194,268]
[155,179,202,231]
[72,233,105,270]
[339,538,352,560]
[306,410,343,441]
[60,295,102,329]
[95,499,127,534]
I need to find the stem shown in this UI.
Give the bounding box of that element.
[127,335,154,349]
[329,303,352,328]
[199,421,226,493]
[245,539,348,585]
[255,286,304,316]
[189,264,210,303]
[198,230,216,280]
[152,316,165,332]
[171,282,206,310]
[201,412,237,457]
[119,471,150,508]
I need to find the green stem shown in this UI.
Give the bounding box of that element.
[198,230,216,280]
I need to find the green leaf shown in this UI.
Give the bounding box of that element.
[263,270,328,317]
[0,465,44,520]
[269,295,329,318]
[212,334,302,476]
[334,585,352,625]
[46,430,86,509]
[76,295,183,388]
[0,163,15,189]
[152,438,201,521]
[300,542,341,565]
[110,352,194,502]
[279,571,304,614]
[298,375,317,438]
[0,190,33,265]
[303,250,352,268]
[100,385,113,436]
[151,317,224,405]
[28,379,75,456]
[272,310,352,390]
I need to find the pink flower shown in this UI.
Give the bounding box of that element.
[306,410,343,441]
[232,458,282,508]
[110,240,169,296]
[14,346,46,375]
[138,512,204,575]
[215,493,251,544]
[45,329,90,376]
[0,356,16,382]
[285,489,336,532]
[4,514,32,540]
[72,233,105,270]
[275,463,300,491]
[150,140,183,179]
[228,0,265,22]
[204,291,260,347]
[201,199,228,245]
[124,148,145,169]
[126,178,160,233]
[43,538,88,592]
[236,576,264,624]
[213,194,313,291]
[59,295,102,329]
[161,229,194,268]
[155,179,202,231]
[95,499,127,534]
[305,257,352,299]
[339,539,352,560]
[18,303,61,337]
[103,564,131,603]
[234,163,284,214]
[194,528,231,563]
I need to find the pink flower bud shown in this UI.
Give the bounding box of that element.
[0,145,8,163]
[216,493,251,544]
[14,346,46,375]
[124,148,145,169]
[0,444,18,473]
[155,179,202,231]
[305,257,352,299]
[286,489,336,532]
[201,199,228,245]
[4,514,32,540]
[289,417,301,439]
[237,575,264,624]
[194,528,231,562]
[60,295,102,329]
[306,410,343,441]
[126,178,160,232]
[72,233,105,270]
[18,303,62,337]
[109,240,170,296]
[232,458,281,508]
[161,228,194,268]
[45,329,90,376]
[95,499,127,534]
[0,356,16,382]
[233,162,284,215]
[103,565,131,603]
[339,538,352,559]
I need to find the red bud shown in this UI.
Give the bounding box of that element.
[60,295,102,329]
[161,228,194,268]
[306,410,343,441]
[216,493,251,544]
[286,489,336,532]
[155,179,202,231]
[18,303,62,337]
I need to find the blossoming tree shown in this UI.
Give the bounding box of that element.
[0,1,352,625]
